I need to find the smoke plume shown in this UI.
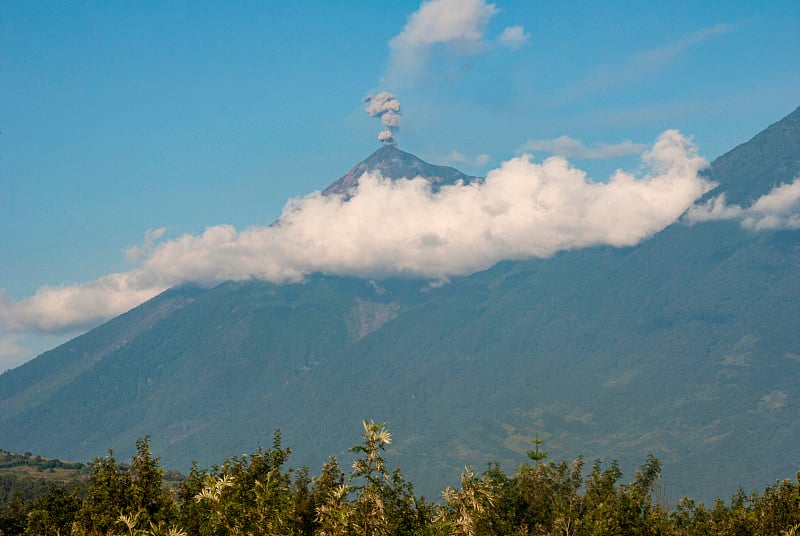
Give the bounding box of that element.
[365,92,401,146]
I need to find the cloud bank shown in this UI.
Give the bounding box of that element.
[1,130,714,334]
[685,178,800,230]
[385,0,527,86]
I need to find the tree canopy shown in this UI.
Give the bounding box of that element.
[1,423,798,535]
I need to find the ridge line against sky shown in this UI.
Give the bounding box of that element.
[1,0,799,370]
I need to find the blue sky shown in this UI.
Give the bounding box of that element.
[1,0,799,369]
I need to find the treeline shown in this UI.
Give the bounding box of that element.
[1,420,798,535]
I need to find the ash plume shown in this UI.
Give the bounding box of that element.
[365,92,401,146]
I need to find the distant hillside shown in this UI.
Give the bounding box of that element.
[1,107,798,503]
[0,449,87,480]
[0,450,89,507]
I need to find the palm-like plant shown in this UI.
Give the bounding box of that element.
[193,474,235,505]
[348,420,393,536]
[315,484,354,536]
[437,466,495,536]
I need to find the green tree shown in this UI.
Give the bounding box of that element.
[526,432,549,465]
[311,457,348,536]
[582,453,671,535]
[73,450,134,535]
[436,466,495,536]
[130,436,176,528]
[315,420,427,536]
[753,473,800,535]
[24,486,82,536]
[347,419,394,536]
[0,494,29,536]
[192,430,297,535]
[73,438,177,536]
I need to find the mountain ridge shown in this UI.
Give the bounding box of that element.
[705,105,800,205]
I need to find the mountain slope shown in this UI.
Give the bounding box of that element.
[1,108,798,503]
[705,106,800,205]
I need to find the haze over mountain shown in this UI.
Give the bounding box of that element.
[0,107,799,503]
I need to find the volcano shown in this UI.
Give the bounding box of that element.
[1,107,798,502]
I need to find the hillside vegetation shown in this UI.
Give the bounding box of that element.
[1,425,799,536]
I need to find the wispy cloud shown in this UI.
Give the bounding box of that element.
[556,23,735,105]
[518,135,647,160]
[125,227,166,261]
[685,178,800,230]
[442,150,492,168]
[0,130,712,334]
[384,0,528,87]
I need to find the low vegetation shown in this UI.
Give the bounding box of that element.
[1,422,798,535]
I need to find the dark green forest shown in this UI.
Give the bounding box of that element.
[1,422,798,536]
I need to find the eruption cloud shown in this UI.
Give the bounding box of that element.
[365,92,401,146]
[0,130,719,334]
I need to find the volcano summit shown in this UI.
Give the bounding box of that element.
[323,145,479,196]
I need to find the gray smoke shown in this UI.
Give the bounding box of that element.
[365,92,401,146]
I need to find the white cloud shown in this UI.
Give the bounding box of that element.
[684,178,800,231]
[497,25,529,50]
[684,193,743,223]
[744,179,800,231]
[519,135,648,160]
[0,130,712,335]
[749,180,800,215]
[384,0,527,86]
[0,275,168,333]
[391,0,498,49]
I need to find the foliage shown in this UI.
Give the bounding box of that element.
[71,437,178,536]
[0,426,798,536]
